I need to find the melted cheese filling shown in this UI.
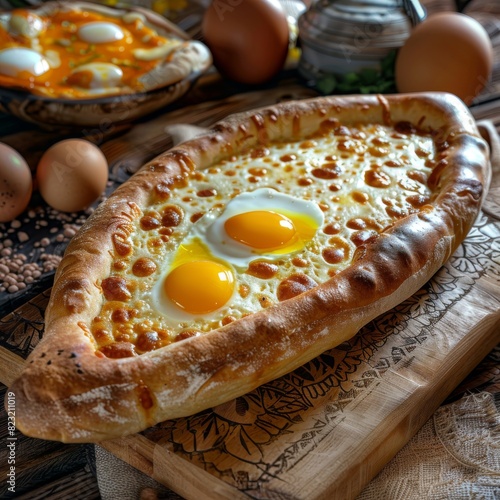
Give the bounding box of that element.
[0,7,184,98]
[93,122,436,358]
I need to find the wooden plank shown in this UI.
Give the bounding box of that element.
[15,467,100,500]
[0,349,24,386]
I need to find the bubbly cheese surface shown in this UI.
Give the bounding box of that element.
[93,121,436,358]
[0,7,184,97]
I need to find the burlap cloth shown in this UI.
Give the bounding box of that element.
[94,391,500,499]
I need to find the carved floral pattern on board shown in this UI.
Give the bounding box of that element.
[142,211,500,494]
[0,289,50,358]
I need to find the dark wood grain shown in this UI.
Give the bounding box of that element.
[15,468,101,500]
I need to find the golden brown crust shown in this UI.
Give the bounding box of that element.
[8,92,491,442]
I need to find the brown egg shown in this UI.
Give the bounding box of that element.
[202,0,289,85]
[0,143,32,223]
[36,139,108,213]
[395,12,493,104]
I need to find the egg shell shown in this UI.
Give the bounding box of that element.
[395,12,493,104]
[201,0,289,85]
[36,139,108,213]
[0,142,32,223]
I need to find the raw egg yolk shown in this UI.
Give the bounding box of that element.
[224,210,319,254]
[164,260,234,315]
[225,210,295,249]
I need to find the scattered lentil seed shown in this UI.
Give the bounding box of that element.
[63,227,76,238]
[0,188,110,296]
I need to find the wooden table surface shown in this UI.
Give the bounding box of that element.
[1,0,500,499]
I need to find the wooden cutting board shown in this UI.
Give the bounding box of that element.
[1,97,500,500]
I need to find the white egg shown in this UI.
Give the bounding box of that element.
[196,187,325,268]
[0,48,49,77]
[67,62,123,90]
[78,22,124,44]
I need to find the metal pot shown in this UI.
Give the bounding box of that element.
[298,0,426,85]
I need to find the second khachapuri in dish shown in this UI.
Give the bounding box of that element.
[0,1,210,98]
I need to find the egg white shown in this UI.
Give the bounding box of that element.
[77,22,124,44]
[0,48,49,77]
